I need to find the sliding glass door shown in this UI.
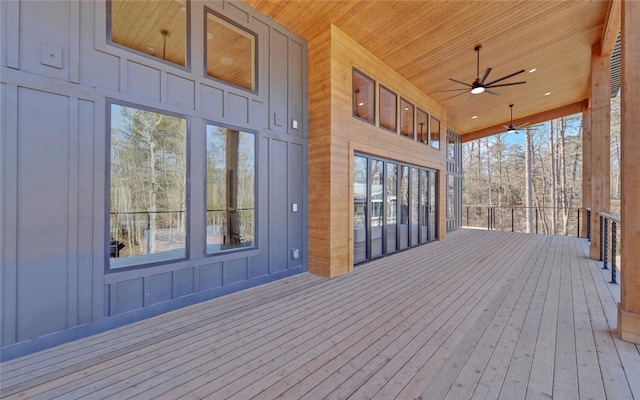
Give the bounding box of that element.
[353,153,438,265]
[353,156,368,264]
[371,159,384,258]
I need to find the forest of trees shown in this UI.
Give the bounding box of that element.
[462,96,621,235]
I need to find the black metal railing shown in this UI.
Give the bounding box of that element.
[599,211,621,284]
[464,205,582,237]
[586,208,591,241]
[109,210,186,257]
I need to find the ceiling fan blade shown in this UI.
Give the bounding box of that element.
[435,88,471,93]
[484,69,526,86]
[487,81,527,88]
[449,78,473,88]
[479,67,492,84]
[443,91,469,100]
[516,122,531,129]
[485,88,501,96]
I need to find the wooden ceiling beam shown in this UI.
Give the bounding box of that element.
[601,0,621,56]
[461,100,588,143]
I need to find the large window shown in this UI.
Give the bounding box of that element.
[353,69,375,123]
[109,104,187,268]
[206,11,257,91]
[206,125,256,253]
[109,0,188,67]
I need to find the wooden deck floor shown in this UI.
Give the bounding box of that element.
[2,229,639,399]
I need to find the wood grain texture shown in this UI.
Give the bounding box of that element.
[589,43,611,260]
[2,230,638,399]
[308,25,447,277]
[243,0,609,139]
[619,0,640,331]
[581,109,592,238]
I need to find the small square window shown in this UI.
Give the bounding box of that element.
[417,109,429,144]
[379,85,397,132]
[353,69,375,123]
[400,98,414,139]
[206,11,257,91]
[109,0,188,67]
[430,116,441,149]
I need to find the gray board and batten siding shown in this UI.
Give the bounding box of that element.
[0,0,308,360]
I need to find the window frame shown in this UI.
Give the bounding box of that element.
[379,84,398,133]
[352,68,376,125]
[204,8,259,94]
[204,121,258,256]
[417,108,429,145]
[430,115,441,150]
[399,98,415,140]
[106,0,191,71]
[106,100,190,272]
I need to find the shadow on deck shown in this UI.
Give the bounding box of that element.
[1,229,639,399]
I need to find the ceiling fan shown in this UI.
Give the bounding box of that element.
[445,45,527,97]
[503,104,530,133]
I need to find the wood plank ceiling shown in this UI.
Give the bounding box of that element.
[243,0,611,140]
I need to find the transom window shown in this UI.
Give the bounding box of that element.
[379,85,397,132]
[353,69,375,123]
[400,98,414,139]
[206,11,257,91]
[417,108,429,144]
[430,115,441,149]
[109,0,188,67]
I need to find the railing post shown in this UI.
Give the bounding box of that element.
[535,208,539,234]
[466,206,469,226]
[492,207,495,230]
[577,209,580,237]
[611,220,617,284]
[487,207,490,230]
[511,208,514,232]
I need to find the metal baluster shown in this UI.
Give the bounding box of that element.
[512,208,514,232]
[611,221,617,284]
[602,217,608,270]
[599,215,604,261]
[587,209,591,241]
[577,209,580,237]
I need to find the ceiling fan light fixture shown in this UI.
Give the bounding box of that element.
[471,86,485,94]
[507,127,517,134]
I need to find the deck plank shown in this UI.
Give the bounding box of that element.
[552,237,580,400]
[570,237,607,400]
[497,236,556,400]
[1,229,638,400]
[380,234,543,400]
[525,236,562,399]
[582,240,636,400]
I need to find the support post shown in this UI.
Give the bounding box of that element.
[589,43,611,260]
[618,0,640,344]
[581,109,592,238]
